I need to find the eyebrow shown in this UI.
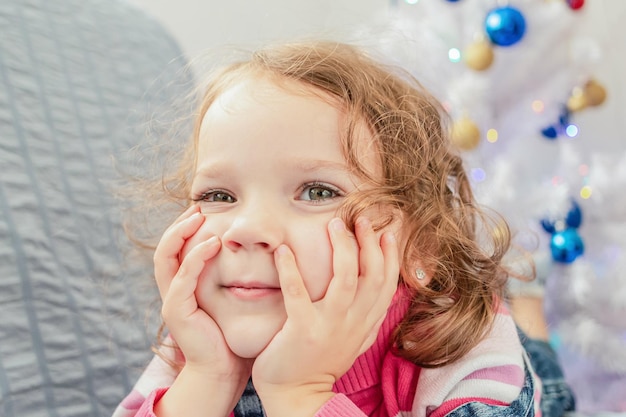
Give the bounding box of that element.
[287,158,351,173]
[193,158,351,180]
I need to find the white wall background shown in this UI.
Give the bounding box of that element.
[127,0,389,58]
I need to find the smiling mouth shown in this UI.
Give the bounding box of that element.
[224,283,281,299]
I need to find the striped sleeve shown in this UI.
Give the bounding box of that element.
[411,306,540,417]
[112,342,180,417]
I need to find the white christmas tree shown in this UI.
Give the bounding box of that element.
[367,0,626,412]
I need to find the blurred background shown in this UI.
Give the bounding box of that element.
[128,0,626,413]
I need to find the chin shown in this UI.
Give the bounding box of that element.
[229,341,268,359]
[220,317,284,359]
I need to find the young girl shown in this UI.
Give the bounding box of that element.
[114,41,574,417]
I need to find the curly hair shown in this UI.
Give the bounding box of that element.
[128,41,512,368]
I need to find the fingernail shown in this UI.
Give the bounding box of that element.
[385,231,396,242]
[276,244,288,255]
[356,216,370,229]
[205,236,219,246]
[186,212,202,222]
[330,218,345,231]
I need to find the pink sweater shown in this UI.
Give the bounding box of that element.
[113,290,540,417]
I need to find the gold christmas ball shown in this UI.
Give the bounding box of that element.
[464,41,494,71]
[451,117,481,151]
[566,88,588,112]
[583,79,607,106]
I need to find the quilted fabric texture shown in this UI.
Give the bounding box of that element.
[0,0,192,415]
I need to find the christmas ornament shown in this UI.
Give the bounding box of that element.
[541,200,582,233]
[550,228,584,263]
[541,125,558,139]
[566,0,585,11]
[451,116,481,150]
[566,87,588,112]
[565,200,582,228]
[464,40,494,71]
[559,107,571,127]
[484,6,526,47]
[541,107,570,139]
[541,199,584,263]
[583,79,607,106]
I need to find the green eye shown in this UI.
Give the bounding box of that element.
[197,191,236,203]
[307,187,335,201]
[300,183,341,202]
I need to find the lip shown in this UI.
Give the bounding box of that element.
[223,282,282,300]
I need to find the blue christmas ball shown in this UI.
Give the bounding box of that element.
[565,200,583,228]
[541,125,558,139]
[541,200,583,233]
[558,107,571,128]
[485,6,526,47]
[550,228,584,263]
[540,218,556,234]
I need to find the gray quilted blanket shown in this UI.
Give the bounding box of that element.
[0,0,192,415]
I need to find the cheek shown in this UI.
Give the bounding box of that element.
[293,226,334,302]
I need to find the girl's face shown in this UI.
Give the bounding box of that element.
[183,76,385,358]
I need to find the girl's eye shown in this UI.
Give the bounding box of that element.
[300,183,341,202]
[195,190,236,203]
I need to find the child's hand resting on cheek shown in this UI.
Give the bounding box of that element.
[252,217,400,417]
[153,205,253,417]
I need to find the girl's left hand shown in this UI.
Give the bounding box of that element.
[252,217,400,417]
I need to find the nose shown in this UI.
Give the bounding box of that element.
[221,203,283,252]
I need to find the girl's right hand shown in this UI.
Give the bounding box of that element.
[153,205,253,384]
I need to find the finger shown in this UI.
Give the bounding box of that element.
[350,216,385,311]
[323,218,359,311]
[159,205,202,244]
[158,205,202,252]
[354,229,399,330]
[355,216,384,281]
[364,231,400,325]
[274,244,313,322]
[154,211,205,298]
[379,231,400,303]
[172,204,201,225]
[162,236,221,322]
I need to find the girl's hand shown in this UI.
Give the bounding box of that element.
[252,217,400,417]
[153,206,252,402]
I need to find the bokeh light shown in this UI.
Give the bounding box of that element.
[565,124,579,137]
[448,48,461,62]
[580,185,592,199]
[471,167,487,182]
